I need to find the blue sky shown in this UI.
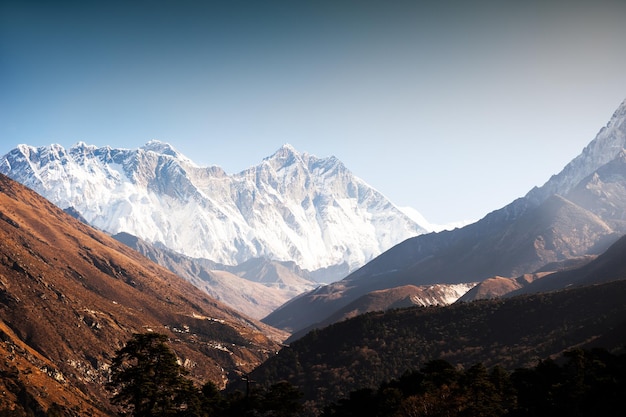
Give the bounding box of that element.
[1,0,626,224]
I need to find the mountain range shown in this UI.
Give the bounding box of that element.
[245,226,626,412]
[2,152,626,414]
[263,98,626,334]
[246,256,626,411]
[0,142,427,273]
[0,142,430,318]
[3,99,626,330]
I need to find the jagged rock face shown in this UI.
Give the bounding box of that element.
[565,150,626,228]
[0,142,427,273]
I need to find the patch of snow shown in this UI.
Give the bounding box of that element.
[399,206,475,232]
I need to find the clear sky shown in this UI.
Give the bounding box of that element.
[1,0,626,225]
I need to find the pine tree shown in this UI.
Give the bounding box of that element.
[107,332,200,417]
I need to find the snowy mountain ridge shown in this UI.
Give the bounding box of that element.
[526,98,626,205]
[1,141,428,273]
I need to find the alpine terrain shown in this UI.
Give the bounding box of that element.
[0,172,284,415]
[0,142,427,272]
[111,231,318,319]
[245,241,626,411]
[0,143,428,316]
[264,98,626,334]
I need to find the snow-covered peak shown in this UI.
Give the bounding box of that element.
[139,140,196,166]
[264,143,304,171]
[142,139,177,155]
[10,144,35,161]
[262,144,346,176]
[0,142,428,272]
[71,141,99,152]
[18,143,65,160]
[279,143,298,153]
[526,98,626,205]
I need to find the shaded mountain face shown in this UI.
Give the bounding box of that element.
[458,273,551,302]
[247,278,626,411]
[0,142,427,277]
[0,173,284,414]
[112,232,318,319]
[505,232,626,296]
[264,98,626,334]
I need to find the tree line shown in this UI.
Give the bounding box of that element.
[250,280,626,408]
[105,332,625,417]
[320,347,626,417]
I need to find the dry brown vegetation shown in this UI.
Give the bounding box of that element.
[0,173,285,415]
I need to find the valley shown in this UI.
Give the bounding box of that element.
[0,98,626,415]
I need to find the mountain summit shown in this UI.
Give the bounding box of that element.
[525,98,626,205]
[0,142,427,273]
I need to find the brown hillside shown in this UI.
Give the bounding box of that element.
[0,320,110,416]
[459,273,549,302]
[0,173,285,414]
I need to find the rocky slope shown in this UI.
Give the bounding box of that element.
[506,232,626,297]
[0,173,284,414]
[112,232,318,319]
[459,255,596,302]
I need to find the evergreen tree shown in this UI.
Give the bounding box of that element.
[107,332,200,417]
[260,381,303,417]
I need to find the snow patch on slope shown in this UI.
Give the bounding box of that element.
[410,283,478,306]
[399,206,475,232]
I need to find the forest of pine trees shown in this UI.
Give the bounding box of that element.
[319,348,626,417]
[2,332,623,416]
[102,333,626,417]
